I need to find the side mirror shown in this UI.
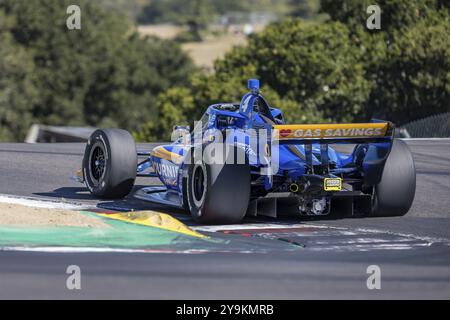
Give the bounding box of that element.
[172,125,190,144]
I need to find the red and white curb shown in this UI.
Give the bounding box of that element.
[193,222,450,252]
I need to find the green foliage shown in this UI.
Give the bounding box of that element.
[95,0,150,20]
[134,87,195,142]
[216,20,372,122]
[289,0,321,19]
[136,18,371,142]
[363,10,450,121]
[138,0,259,25]
[320,0,447,32]
[135,0,449,142]
[138,0,219,41]
[1,0,448,142]
[0,0,194,141]
[0,10,38,141]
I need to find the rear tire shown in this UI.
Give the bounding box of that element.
[83,129,137,199]
[371,139,416,216]
[186,145,250,224]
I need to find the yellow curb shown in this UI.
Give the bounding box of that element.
[98,211,205,238]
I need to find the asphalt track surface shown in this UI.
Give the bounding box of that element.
[0,140,449,299]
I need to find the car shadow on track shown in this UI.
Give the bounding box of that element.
[34,185,356,226]
[35,187,94,201]
[34,185,186,214]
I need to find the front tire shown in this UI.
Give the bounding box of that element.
[186,145,251,224]
[83,129,137,199]
[371,139,416,216]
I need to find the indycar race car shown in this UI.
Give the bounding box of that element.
[80,79,416,224]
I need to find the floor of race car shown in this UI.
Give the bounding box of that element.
[0,141,449,299]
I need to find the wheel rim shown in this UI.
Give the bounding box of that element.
[192,164,206,206]
[89,143,106,184]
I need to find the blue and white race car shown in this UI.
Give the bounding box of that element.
[80,79,416,224]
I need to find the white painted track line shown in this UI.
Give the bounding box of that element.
[0,194,96,210]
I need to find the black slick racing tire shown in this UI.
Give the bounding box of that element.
[82,129,137,199]
[186,145,250,224]
[371,139,416,217]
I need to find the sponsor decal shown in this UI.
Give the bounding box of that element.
[324,178,342,191]
[279,129,291,138]
[241,95,252,114]
[292,128,383,138]
[274,124,388,139]
[155,162,178,179]
[155,161,179,186]
[150,146,182,164]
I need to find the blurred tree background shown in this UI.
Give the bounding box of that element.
[0,0,448,142]
[141,0,449,141]
[0,0,195,141]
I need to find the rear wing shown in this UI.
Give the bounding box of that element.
[271,121,395,185]
[272,121,394,145]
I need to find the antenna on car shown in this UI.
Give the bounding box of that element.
[248,79,260,94]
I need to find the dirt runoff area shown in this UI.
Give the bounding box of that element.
[0,202,108,228]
